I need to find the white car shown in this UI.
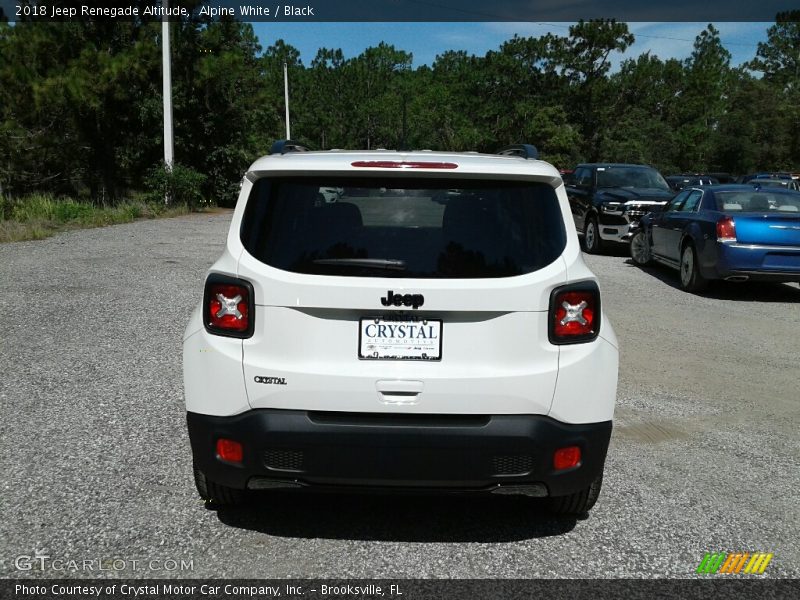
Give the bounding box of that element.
[183,141,619,515]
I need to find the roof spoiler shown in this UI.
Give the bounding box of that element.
[496,144,539,160]
[270,140,311,155]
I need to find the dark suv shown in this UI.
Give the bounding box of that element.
[566,163,674,253]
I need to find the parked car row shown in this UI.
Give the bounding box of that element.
[562,162,800,292]
[665,172,799,189]
[629,185,800,291]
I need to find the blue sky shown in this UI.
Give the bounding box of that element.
[251,22,770,69]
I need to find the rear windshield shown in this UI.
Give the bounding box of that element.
[240,177,566,278]
[715,191,800,213]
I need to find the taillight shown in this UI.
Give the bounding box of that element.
[549,282,601,345]
[716,216,737,242]
[203,274,254,338]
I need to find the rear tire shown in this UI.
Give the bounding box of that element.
[583,216,604,254]
[679,243,708,292]
[547,473,603,516]
[629,230,652,266]
[193,463,246,506]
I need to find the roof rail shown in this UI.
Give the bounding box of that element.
[270,140,311,155]
[496,144,539,160]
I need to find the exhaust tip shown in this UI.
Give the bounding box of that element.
[725,275,749,282]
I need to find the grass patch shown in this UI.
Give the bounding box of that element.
[0,194,195,243]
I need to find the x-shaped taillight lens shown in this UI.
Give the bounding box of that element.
[203,276,254,337]
[550,285,600,344]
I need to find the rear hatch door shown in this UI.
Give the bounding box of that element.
[237,172,569,415]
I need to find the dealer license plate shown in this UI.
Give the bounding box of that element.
[359,317,442,361]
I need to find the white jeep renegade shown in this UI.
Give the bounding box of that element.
[183,141,619,515]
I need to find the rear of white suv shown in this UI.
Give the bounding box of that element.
[183,143,619,515]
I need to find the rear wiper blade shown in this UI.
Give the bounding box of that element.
[312,258,407,270]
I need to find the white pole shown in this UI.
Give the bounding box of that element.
[162,0,174,203]
[283,61,291,139]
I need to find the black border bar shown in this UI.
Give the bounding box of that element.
[3,579,800,600]
[2,0,799,23]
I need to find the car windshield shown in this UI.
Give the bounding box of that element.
[715,191,800,213]
[240,176,567,278]
[596,167,670,191]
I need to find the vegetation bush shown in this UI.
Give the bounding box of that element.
[144,163,208,209]
[0,194,191,243]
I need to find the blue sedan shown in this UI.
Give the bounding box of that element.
[630,185,800,292]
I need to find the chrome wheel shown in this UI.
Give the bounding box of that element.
[630,231,651,265]
[585,221,596,248]
[680,246,694,288]
[584,219,599,253]
[679,243,708,291]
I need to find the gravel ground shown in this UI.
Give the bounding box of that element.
[0,212,798,579]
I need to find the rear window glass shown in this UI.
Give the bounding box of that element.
[240,177,566,278]
[715,191,800,213]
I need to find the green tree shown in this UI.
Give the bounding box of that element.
[546,20,635,160]
[602,54,684,170]
[347,43,413,149]
[747,12,800,167]
[714,71,794,174]
[306,48,349,149]
[170,18,265,202]
[749,12,800,90]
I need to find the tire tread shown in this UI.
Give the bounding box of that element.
[547,474,603,516]
[584,215,604,254]
[680,242,708,292]
[193,463,246,506]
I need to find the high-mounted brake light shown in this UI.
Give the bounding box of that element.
[350,161,458,169]
[716,216,737,242]
[203,274,255,338]
[549,282,601,345]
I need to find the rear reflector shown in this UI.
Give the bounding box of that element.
[549,282,601,344]
[350,161,458,169]
[216,438,243,464]
[554,446,581,471]
[716,216,737,242]
[203,274,255,338]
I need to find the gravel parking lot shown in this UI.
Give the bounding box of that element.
[0,212,798,579]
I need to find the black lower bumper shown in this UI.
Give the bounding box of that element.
[187,410,612,497]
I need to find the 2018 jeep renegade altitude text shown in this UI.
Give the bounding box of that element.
[183,141,619,515]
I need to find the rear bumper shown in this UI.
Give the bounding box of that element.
[187,410,612,497]
[713,243,800,282]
